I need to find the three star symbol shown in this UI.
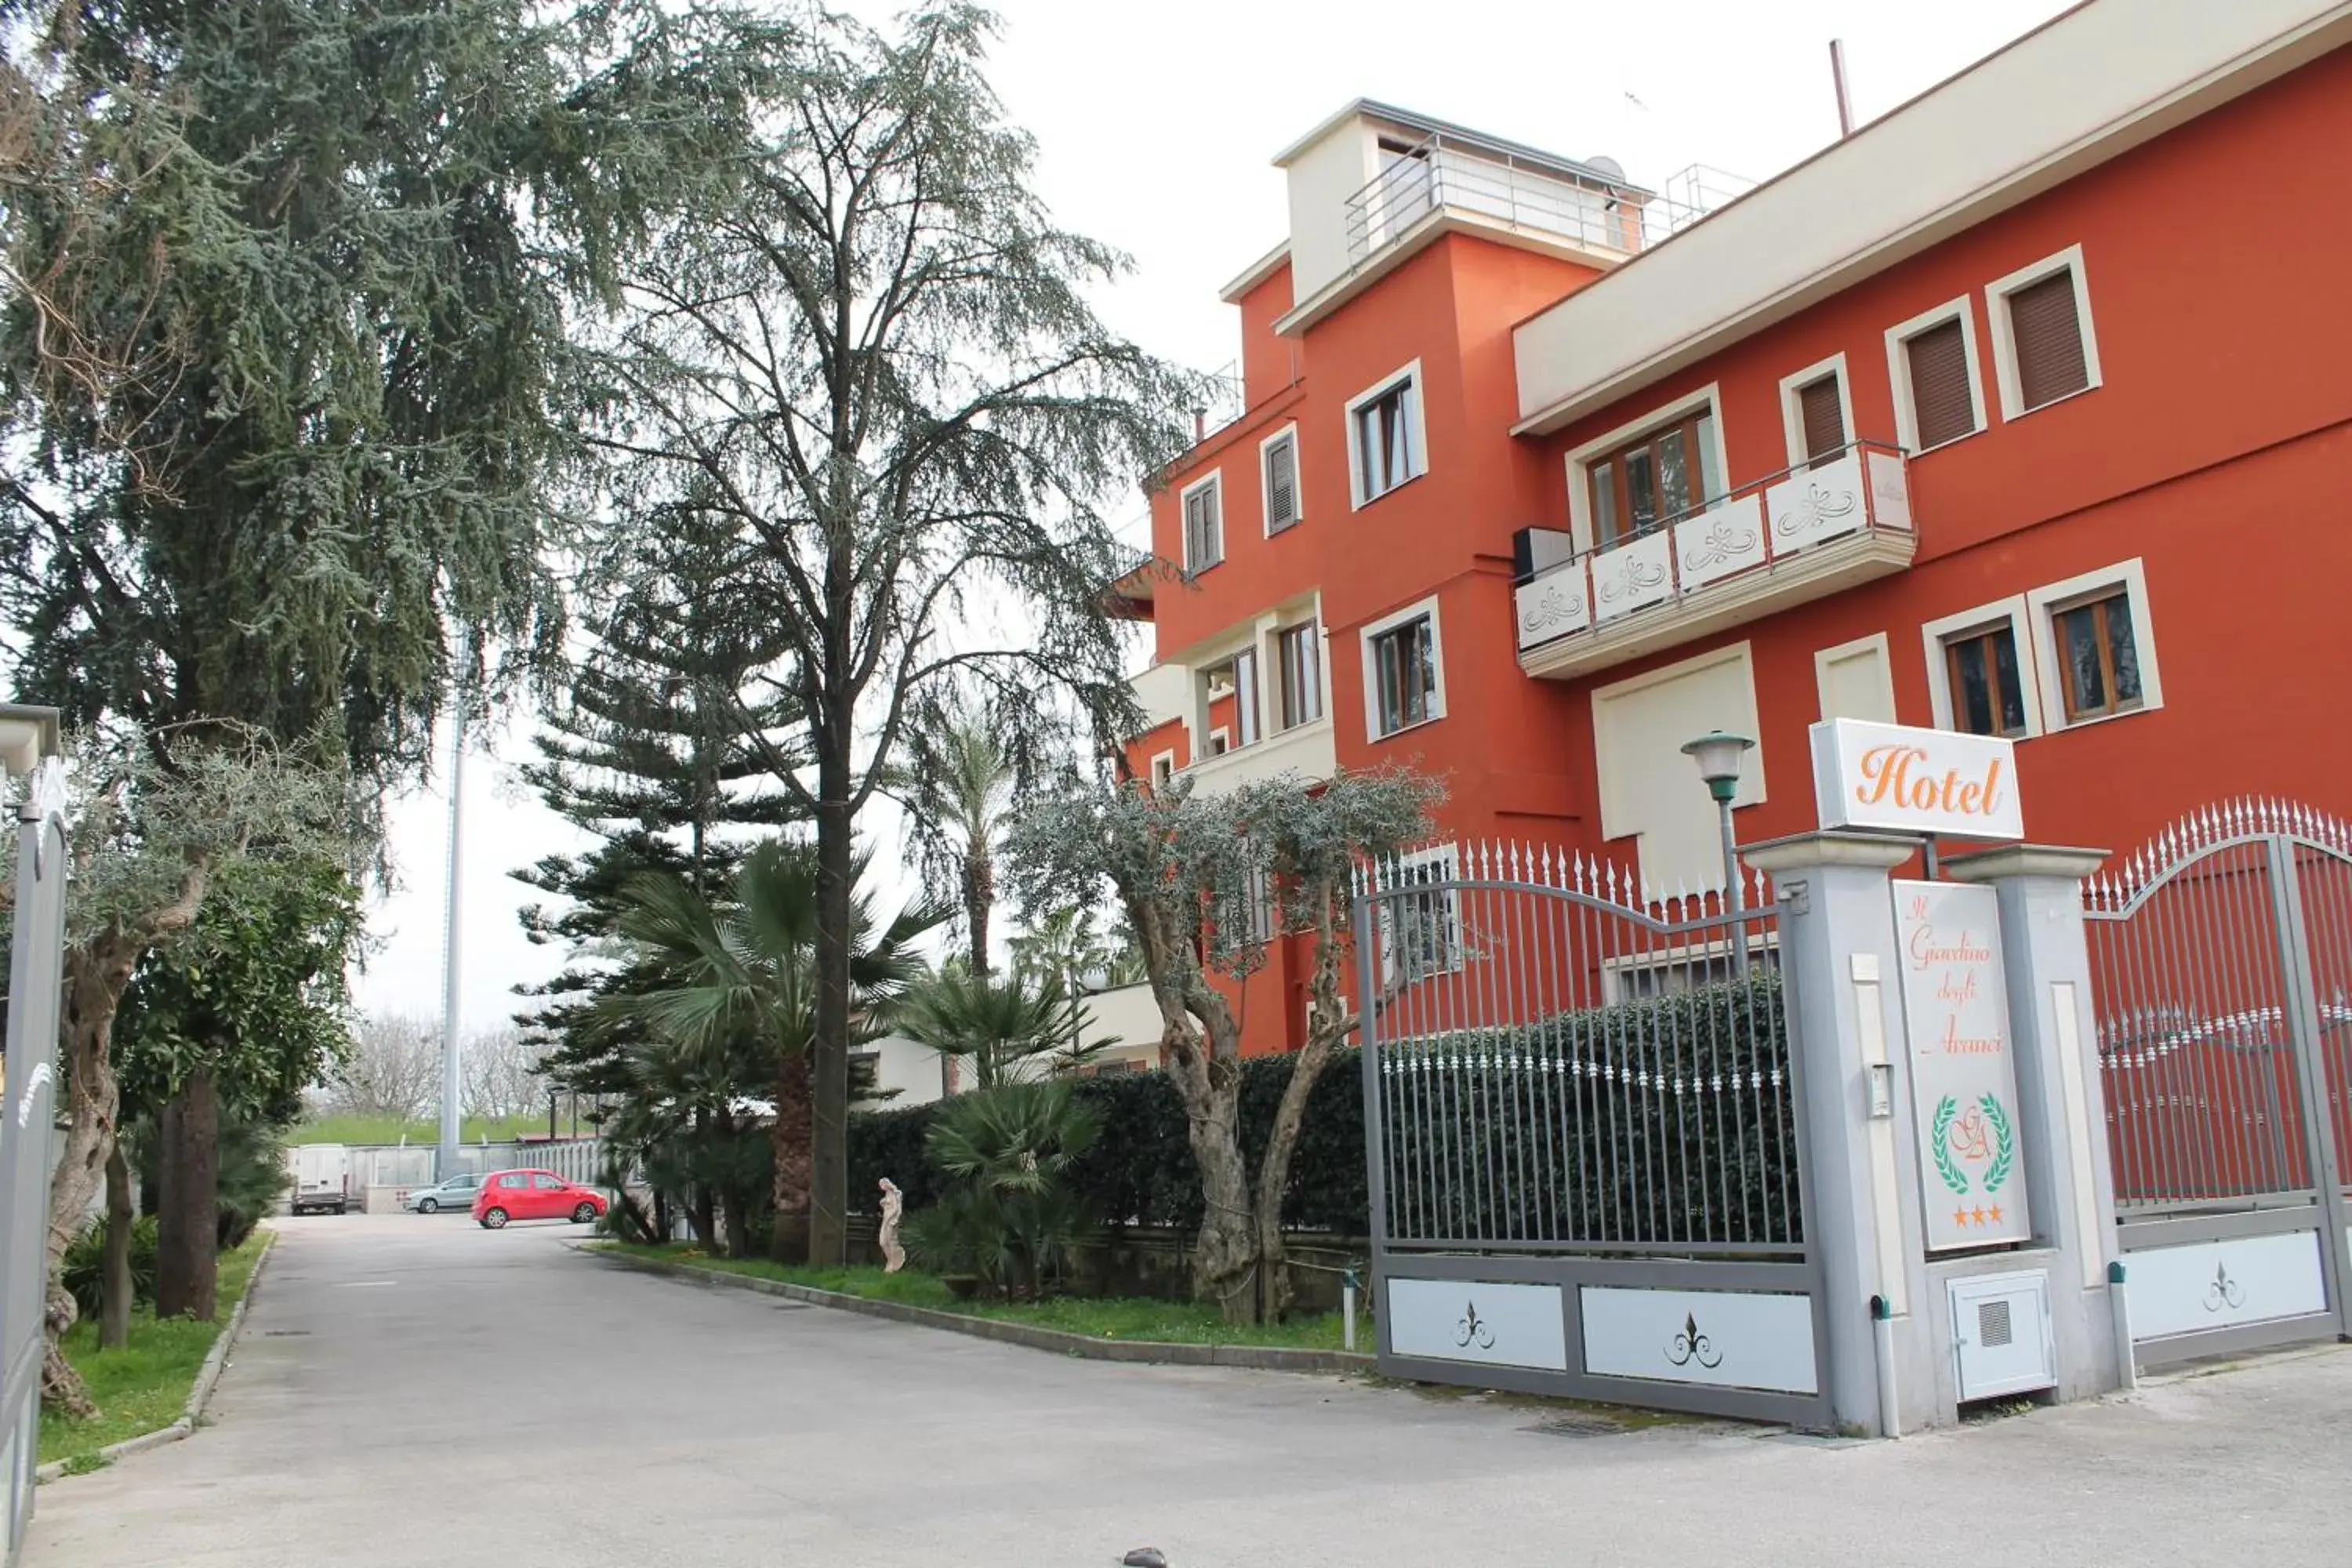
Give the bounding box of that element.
[1949,1204,2008,1229]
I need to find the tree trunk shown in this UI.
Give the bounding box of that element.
[1163,1015,1258,1323]
[768,1050,813,1264]
[965,849,992,977]
[44,936,140,1416]
[101,1143,135,1349]
[155,1070,221,1321]
[688,1184,717,1250]
[1251,1028,1339,1324]
[810,779,856,1266]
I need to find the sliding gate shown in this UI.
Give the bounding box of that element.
[1357,844,1830,1425]
[2086,800,2352,1367]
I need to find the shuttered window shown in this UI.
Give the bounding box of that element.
[1263,432,1300,532]
[1904,318,1978,451]
[1797,374,1846,466]
[1182,478,1221,570]
[1276,620,1322,730]
[2007,270,2090,412]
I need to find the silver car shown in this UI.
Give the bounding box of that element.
[401,1173,483,1214]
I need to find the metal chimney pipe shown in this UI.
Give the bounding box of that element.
[1830,39,1856,138]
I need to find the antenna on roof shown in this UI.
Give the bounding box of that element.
[1829,39,1856,138]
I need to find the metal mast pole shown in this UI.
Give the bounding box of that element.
[437,686,466,1179]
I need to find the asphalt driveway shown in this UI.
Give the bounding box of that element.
[25,1213,2352,1567]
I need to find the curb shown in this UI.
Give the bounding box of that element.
[36,1227,278,1483]
[573,1242,1377,1375]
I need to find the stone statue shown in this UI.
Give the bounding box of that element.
[877,1177,906,1273]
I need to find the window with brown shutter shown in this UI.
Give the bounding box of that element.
[2007,270,2090,412]
[1904,318,1978,451]
[1264,432,1300,532]
[1796,374,1846,466]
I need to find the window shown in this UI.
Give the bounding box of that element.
[1813,632,1895,724]
[1276,620,1323,730]
[1587,409,1725,546]
[1989,246,2101,419]
[1200,650,1258,751]
[1795,376,1846,465]
[1149,750,1174,789]
[1208,728,1230,757]
[1942,624,2031,738]
[2050,590,2142,721]
[1887,299,1984,454]
[1227,866,1276,946]
[1382,847,1461,983]
[1181,473,1222,571]
[1261,427,1301,534]
[532,1174,565,1190]
[2024,559,2163,731]
[497,1173,527,1189]
[1347,363,1425,507]
[1921,594,2042,740]
[1361,600,1444,739]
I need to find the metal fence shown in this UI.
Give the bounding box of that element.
[1358,843,1827,1425]
[2085,798,2352,1361]
[1,756,69,1567]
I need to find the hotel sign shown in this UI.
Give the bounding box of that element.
[1893,880,2031,1251]
[1809,718,2024,841]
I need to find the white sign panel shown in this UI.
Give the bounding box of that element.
[1894,880,2032,1251]
[1591,531,1673,623]
[1811,717,2024,840]
[1765,451,1867,553]
[1385,1278,1568,1371]
[2125,1231,2329,1342]
[1579,1287,1819,1394]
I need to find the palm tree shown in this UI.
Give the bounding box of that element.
[896,966,1098,1092]
[891,699,1017,976]
[611,839,946,1261]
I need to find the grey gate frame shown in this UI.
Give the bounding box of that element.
[1356,844,1832,1427]
[2085,799,2352,1367]
[2,741,70,1567]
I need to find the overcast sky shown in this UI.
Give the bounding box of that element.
[352,0,2078,1034]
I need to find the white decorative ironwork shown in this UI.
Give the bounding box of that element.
[1672,494,1766,590]
[1513,568,1592,643]
[1762,451,1866,553]
[1591,532,1672,623]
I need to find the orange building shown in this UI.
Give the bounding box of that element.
[1119,0,2352,1055]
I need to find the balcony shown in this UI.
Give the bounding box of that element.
[1342,136,1748,271]
[1178,715,1336,799]
[1513,441,1915,681]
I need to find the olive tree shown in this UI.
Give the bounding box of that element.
[1007,767,1440,1323]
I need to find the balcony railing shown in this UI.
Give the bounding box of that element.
[1513,440,1915,662]
[1342,136,1751,266]
[1178,714,1337,798]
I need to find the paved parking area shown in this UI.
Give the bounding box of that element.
[26,1212,2352,1567]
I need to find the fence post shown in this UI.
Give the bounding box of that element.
[1944,844,2127,1397]
[1743,829,1926,1436]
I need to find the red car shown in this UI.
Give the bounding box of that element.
[473,1168,608,1229]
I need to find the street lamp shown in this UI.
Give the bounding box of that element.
[1681,730,1755,980]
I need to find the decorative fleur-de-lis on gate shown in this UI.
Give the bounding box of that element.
[1456,1301,1496,1350]
[2203,1259,2246,1312]
[1666,1312,1722,1370]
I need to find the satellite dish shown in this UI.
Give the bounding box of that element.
[1585,155,1627,183]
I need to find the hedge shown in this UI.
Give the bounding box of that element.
[850,1049,1370,1235]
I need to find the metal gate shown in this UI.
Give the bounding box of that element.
[1357,843,1829,1425]
[2085,799,2352,1367]
[2,750,70,1566]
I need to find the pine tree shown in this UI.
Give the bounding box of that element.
[514,497,805,1149]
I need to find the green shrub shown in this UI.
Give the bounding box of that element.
[62,1215,161,1322]
[903,1080,1101,1298]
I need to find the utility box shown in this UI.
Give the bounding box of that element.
[1948,1269,2055,1403]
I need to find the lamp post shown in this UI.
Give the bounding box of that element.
[1680,730,1756,981]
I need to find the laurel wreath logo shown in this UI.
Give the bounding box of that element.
[1979,1092,2015,1194]
[1929,1094,1969,1195]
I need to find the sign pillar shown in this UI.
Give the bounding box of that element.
[1943,844,2125,1399]
[1744,829,1931,1436]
